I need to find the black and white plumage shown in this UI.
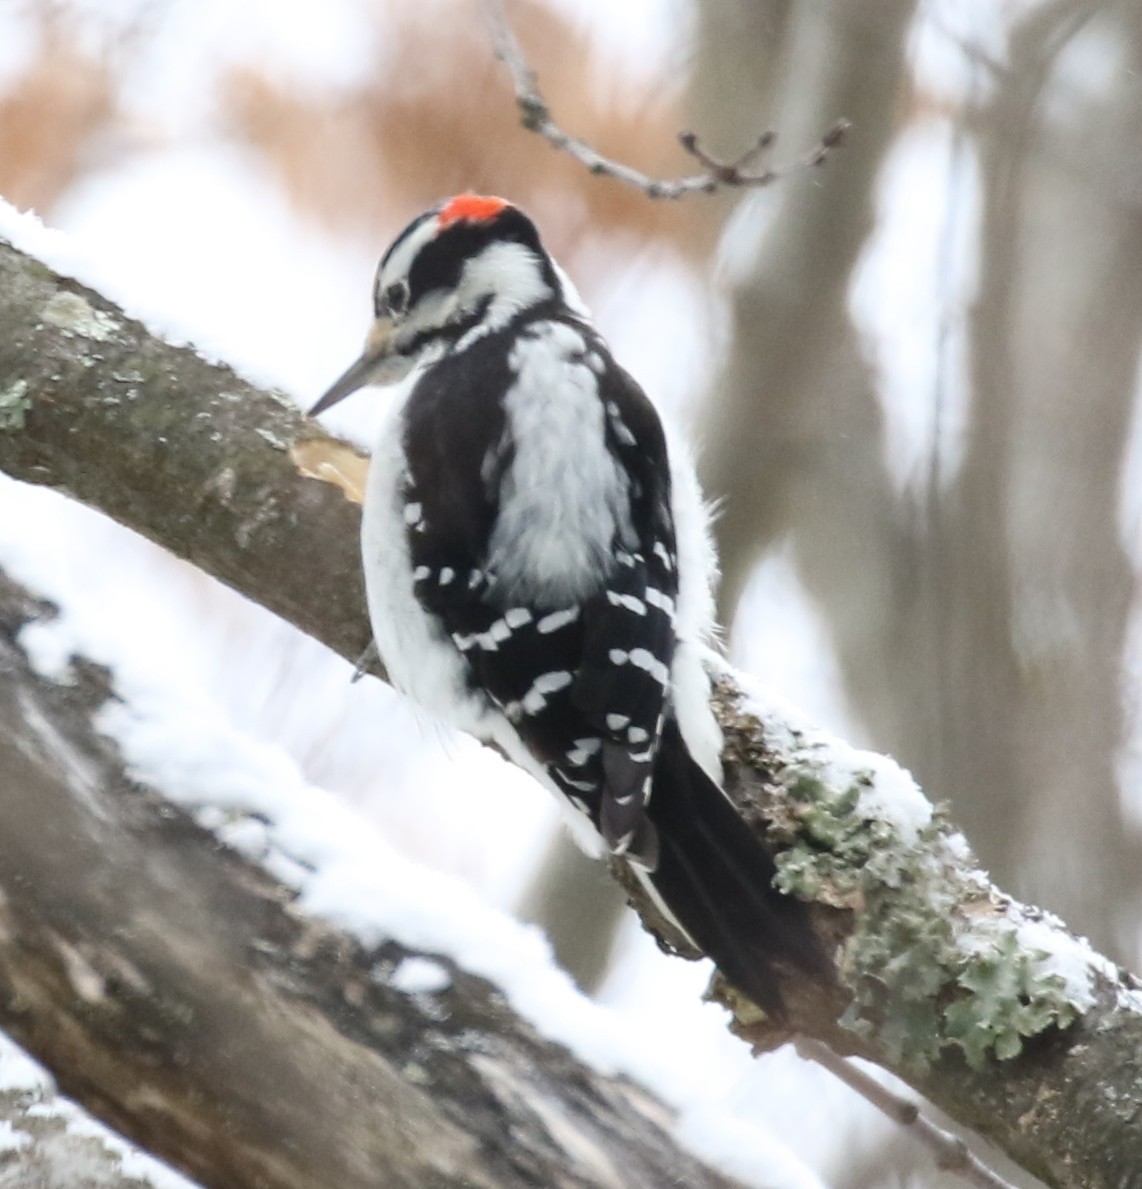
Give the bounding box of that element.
[312,195,826,1011]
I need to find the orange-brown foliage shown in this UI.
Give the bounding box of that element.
[221,1,717,265]
[0,19,116,214]
[0,1,718,274]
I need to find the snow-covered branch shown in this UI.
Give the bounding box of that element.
[0,567,745,1189]
[1,233,1140,1188]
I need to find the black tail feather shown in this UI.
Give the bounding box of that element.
[644,718,830,1014]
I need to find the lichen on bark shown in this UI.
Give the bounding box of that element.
[719,677,1089,1070]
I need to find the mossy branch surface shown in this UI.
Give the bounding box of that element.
[2,237,1141,1187]
[714,674,1142,1188]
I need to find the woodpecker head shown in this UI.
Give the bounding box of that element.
[311,195,572,415]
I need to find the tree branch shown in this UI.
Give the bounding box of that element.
[795,1040,1018,1189]
[0,568,743,1189]
[1,237,1140,1187]
[478,0,850,199]
[0,1032,180,1189]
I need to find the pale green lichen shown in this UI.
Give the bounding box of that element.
[41,291,119,342]
[769,754,1084,1071]
[0,379,31,430]
[255,426,291,451]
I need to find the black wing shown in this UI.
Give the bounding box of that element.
[400,319,679,861]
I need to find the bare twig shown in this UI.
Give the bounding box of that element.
[478,0,850,199]
[796,1040,1019,1189]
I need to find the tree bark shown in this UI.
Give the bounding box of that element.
[0,1031,182,1189]
[0,569,742,1189]
[1,237,1141,1187]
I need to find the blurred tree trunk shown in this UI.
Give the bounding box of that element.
[956,0,1142,958]
[693,0,916,617]
[694,0,1142,963]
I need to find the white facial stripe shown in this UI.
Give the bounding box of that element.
[376,215,440,304]
[456,240,553,331]
[379,233,555,362]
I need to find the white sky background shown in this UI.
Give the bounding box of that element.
[0,1,1115,1186]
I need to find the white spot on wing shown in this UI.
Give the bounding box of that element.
[628,647,670,685]
[644,587,674,614]
[606,401,638,447]
[606,591,646,615]
[567,737,602,765]
[538,607,580,633]
[521,669,574,715]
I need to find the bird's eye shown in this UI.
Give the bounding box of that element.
[384,280,410,317]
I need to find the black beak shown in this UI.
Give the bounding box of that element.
[309,352,379,416]
[309,315,397,416]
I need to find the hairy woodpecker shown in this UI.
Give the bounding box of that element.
[311,194,826,1010]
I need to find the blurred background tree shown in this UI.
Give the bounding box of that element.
[1,0,1139,1183]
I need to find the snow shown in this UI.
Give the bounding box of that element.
[674,1108,828,1189]
[734,667,935,843]
[0,1034,197,1188]
[0,1038,51,1096]
[24,1095,199,1189]
[1014,916,1104,1012]
[10,589,822,1188]
[50,150,374,410]
[388,956,454,996]
[0,201,94,298]
[0,1119,30,1155]
[0,167,368,428]
[847,752,934,843]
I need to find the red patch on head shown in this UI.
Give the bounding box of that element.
[438,194,511,227]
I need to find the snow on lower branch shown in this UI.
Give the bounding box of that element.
[8,601,823,1189]
[0,1032,198,1189]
